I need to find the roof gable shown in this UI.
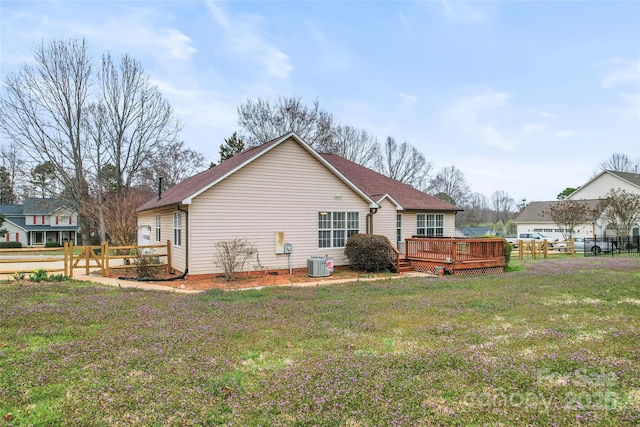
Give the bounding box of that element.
[320,154,462,211]
[515,199,602,223]
[568,170,640,199]
[137,132,378,212]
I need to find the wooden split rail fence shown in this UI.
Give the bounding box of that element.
[514,239,575,260]
[0,241,172,278]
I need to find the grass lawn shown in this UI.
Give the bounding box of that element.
[1,257,639,425]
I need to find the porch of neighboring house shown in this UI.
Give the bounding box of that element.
[402,237,506,275]
[28,230,77,246]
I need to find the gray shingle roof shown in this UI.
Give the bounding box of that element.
[515,199,602,222]
[607,170,640,188]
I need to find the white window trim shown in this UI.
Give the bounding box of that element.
[173,212,182,247]
[155,214,162,242]
[417,213,444,237]
[318,211,359,248]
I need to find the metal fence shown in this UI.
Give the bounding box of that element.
[580,236,640,257]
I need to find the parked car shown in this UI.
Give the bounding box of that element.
[557,237,614,254]
[506,232,559,248]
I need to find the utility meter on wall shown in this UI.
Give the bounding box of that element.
[283,243,292,254]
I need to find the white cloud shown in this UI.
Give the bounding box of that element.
[554,130,574,138]
[445,87,517,151]
[440,0,487,23]
[522,124,545,134]
[601,59,640,88]
[305,20,349,71]
[205,1,294,79]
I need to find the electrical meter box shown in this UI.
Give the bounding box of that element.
[283,243,292,254]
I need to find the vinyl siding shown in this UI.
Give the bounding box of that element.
[569,173,640,200]
[138,207,187,273]
[188,138,372,275]
[372,198,397,245]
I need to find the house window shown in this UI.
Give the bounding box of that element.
[318,211,359,248]
[416,213,444,237]
[396,213,402,244]
[173,212,182,247]
[155,214,161,242]
[59,215,69,225]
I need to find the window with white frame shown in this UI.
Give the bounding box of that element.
[173,212,182,246]
[318,211,359,248]
[396,213,402,244]
[155,214,161,242]
[416,213,444,237]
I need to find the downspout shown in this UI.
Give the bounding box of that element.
[366,208,378,234]
[176,204,189,276]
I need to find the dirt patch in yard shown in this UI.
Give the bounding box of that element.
[107,266,395,291]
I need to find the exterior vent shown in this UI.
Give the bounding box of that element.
[307,257,330,277]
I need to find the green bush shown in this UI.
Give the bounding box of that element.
[0,241,22,248]
[45,241,62,248]
[28,269,48,282]
[344,234,395,273]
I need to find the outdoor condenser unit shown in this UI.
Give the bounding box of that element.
[307,257,330,277]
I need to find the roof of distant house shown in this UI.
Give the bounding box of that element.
[1,198,76,216]
[515,199,602,222]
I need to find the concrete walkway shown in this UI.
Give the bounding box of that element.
[72,273,203,294]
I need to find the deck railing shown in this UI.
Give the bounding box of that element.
[406,237,504,263]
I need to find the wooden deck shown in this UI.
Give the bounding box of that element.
[405,237,506,275]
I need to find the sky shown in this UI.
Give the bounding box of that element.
[1,0,639,203]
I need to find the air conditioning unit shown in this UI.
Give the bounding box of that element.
[307,257,329,277]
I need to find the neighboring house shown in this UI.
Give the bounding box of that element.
[136,132,462,277]
[514,200,602,240]
[0,198,79,246]
[515,170,640,240]
[567,170,640,200]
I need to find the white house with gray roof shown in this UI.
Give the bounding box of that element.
[515,170,640,240]
[0,198,79,246]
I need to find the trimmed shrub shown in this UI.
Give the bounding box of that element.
[0,241,22,249]
[45,241,62,248]
[344,234,395,272]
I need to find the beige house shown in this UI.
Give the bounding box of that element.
[515,170,640,240]
[136,133,461,277]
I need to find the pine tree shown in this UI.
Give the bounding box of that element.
[219,132,245,162]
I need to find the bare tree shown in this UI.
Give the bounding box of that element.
[427,166,470,206]
[542,200,596,240]
[0,142,28,202]
[328,126,380,169]
[96,53,181,189]
[0,39,93,242]
[237,96,336,151]
[598,153,640,174]
[138,140,207,190]
[491,190,515,223]
[457,192,490,226]
[376,136,432,190]
[82,187,153,246]
[598,189,640,238]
